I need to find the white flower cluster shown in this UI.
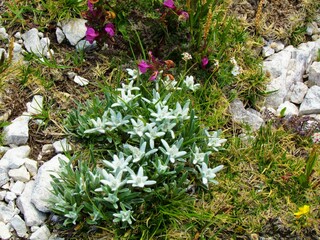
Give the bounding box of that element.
[72,74,225,225]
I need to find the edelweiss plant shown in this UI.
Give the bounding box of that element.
[51,71,226,228]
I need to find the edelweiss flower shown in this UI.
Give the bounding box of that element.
[100,169,127,191]
[126,68,138,80]
[197,162,224,186]
[160,139,187,163]
[127,166,156,188]
[184,75,200,91]
[113,208,134,224]
[145,123,165,149]
[205,130,227,151]
[128,117,147,137]
[103,152,132,173]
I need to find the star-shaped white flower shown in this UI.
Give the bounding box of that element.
[127,166,156,188]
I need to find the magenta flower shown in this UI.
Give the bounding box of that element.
[138,60,151,74]
[87,0,93,11]
[149,71,159,81]
[104,23,115,37]
[178,11,189,21]
[86,27,99,44]
[163,0,175,9]
[201,57,209,68]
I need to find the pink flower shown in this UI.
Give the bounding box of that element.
[87,0,93,11]
[149,71,159,81]
[178,11,189,21]
[86,27,99,44]
[201,57,209,68]
[138,60,152,74]
[163,0,175,9]
[104,23,115,37]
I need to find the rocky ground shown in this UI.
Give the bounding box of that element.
[0,1,320,240]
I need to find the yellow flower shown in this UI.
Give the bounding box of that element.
[294,205,310,218]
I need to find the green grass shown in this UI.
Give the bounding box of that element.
[1,0,320,239]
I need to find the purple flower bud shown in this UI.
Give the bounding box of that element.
[163,0,175,9]
[88,0,93,11]
[201,57,209,68]
[178,11,189,21]
[149,71,159,81]
[104,23,115,37]
[86,27,99,44]
[138,60,151,74]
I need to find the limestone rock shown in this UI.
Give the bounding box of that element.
[289,82,308,104]
[0,167,9,187]
[0,221,11,240]
[27,95,44,115]
[8,165,30,182]
[308,61,320,86]
[299,86,320,115]
[16,181,47,227]
[61,19,87,46]
[53,138,72,153]
[25,158,38,177]
[10,181,25,195]
[30,225,51,240]
[73,75,89,86]
[0,202,15,223]
[21,28,42,56]
[31,154,69,212]
[3,115,31,146]
[10,215,28,238]
[229,99,264,131]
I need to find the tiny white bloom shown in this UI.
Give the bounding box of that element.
[182,52,192,61]
[127,166,156,188]
[128,117,147,137]
[105,109,129,129]
[126,68,138,80]
[171,101,190,121]
[103,152,132,173]
[160,139,187,163]
[192,146,210,165]
[150,105,176,122]
[205,130,227,151]
[184,75,200,91]
[145,123,165,149]
[100,169,127,191]
[113,208,134,224]
[230,57,242,76]
[197,162,224,186]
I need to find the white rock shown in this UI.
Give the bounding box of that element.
[76,39,96,51]
[27,95,44,115]
[4,191,16,202]
[8,165,30,182]
[31,154,69,212]
[67,71,76,80]
[3,115,31,146]
[38,32,44,38]
[10,181,25,195]
[73,75,89,86]
[61,18,87,46]
[0,167,9,187]
[0,27,9,40]
[0,202,15,223]
[0,146,10,154]
[42,144,54,154]
[8,157,26,169]
[16,181,47,227]
[13,42,22,52]
[0,191,6,200]
[0,221,11,240]
[299,86,320,115]
[229,99,264,131]
[55,27,65,44]
[262,46,275,57]
[14,32,21,39]
[308,61,320,86]
[289,82,308,104]
[21,28,43,56]
[53,138,72,153]
[270,41,285,52]
[24,158,38,177]
[30,225,51,240]
[10,215,28,238]
[1,145,30,165]
[40,37,50,56]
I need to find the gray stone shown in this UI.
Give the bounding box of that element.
[270,41,285,52]
[61,19,87,46]
[1,145,31,167]
[16,181,47,227]
[0,221,11,240]
[0,191,6,200]
[229,99,264,131]
[10,181,25,195]
[25,158,38,177]
[0,167,9,187]
[0,202,15,223]
[308,61,320,86]
[30,225,51,240]
[53,139,72,153]
[277,101,299,116]
[31,154,69,212]
[8,165,30,182]
[0,27,9,40]
[299,86,320,115]
[3,115,31,146]
[40,37,50,55]
[73,75,89,86]
[22,28,43,56]
[14,32,21,39]
[262,46,275,57]
[289,82,308,104]
[56,27,65,44]
[27,95,44,115]
[76,39,96,51]
[10,215,28,238]
[8,157,25,169]
[4,191,17,202]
